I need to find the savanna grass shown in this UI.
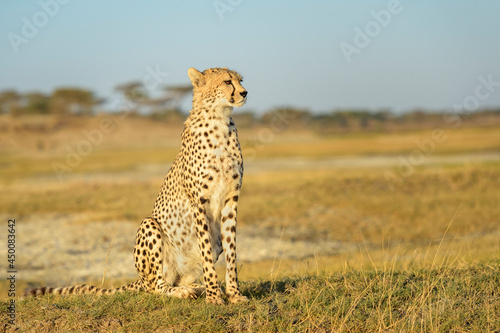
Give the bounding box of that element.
[3,262,498,332]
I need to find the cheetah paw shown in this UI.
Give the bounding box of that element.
[228,294,249,304]
[206,296,225,305]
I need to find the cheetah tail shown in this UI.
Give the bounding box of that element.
[23,280,143,298]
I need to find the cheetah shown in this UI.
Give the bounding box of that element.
[26,67,249,305]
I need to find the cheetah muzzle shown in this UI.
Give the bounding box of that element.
[25,67,249,305]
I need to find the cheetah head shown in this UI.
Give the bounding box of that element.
[188,67,248,109]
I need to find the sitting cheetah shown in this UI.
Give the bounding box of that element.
[26,67,249,305]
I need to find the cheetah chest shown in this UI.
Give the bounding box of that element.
[202,126,242,224]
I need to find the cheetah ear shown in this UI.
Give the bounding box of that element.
[188,67,205,88]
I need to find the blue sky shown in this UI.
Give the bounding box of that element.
[1,0,500,114]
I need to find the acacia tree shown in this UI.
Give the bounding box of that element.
[50,88,101,115]
[0,90,21,115]
[115,81,149,114]
[24,92,50,114]
[161,84,192,110]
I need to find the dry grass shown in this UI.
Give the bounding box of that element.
[1,115,499,331]
[2,262,499,332]
[244,126,500,158]
[1,115,499,259]
[2,160,499,246]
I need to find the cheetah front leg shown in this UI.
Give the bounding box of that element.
[193,205,225,305]
[221,193,248,304]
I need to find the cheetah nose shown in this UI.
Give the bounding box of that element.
[240,91,248,98]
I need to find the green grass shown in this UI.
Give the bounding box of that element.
[2,262,499,332]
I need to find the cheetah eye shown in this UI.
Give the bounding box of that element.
[224,80,232,85]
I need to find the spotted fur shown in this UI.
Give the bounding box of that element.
[25,67,249,305]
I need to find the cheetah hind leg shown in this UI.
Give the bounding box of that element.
[135,218,198,300]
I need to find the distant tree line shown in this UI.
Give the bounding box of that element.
[0,88,103,116]
[232,108,500,133]
[0,81,193,117]
[1,85,500,133]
